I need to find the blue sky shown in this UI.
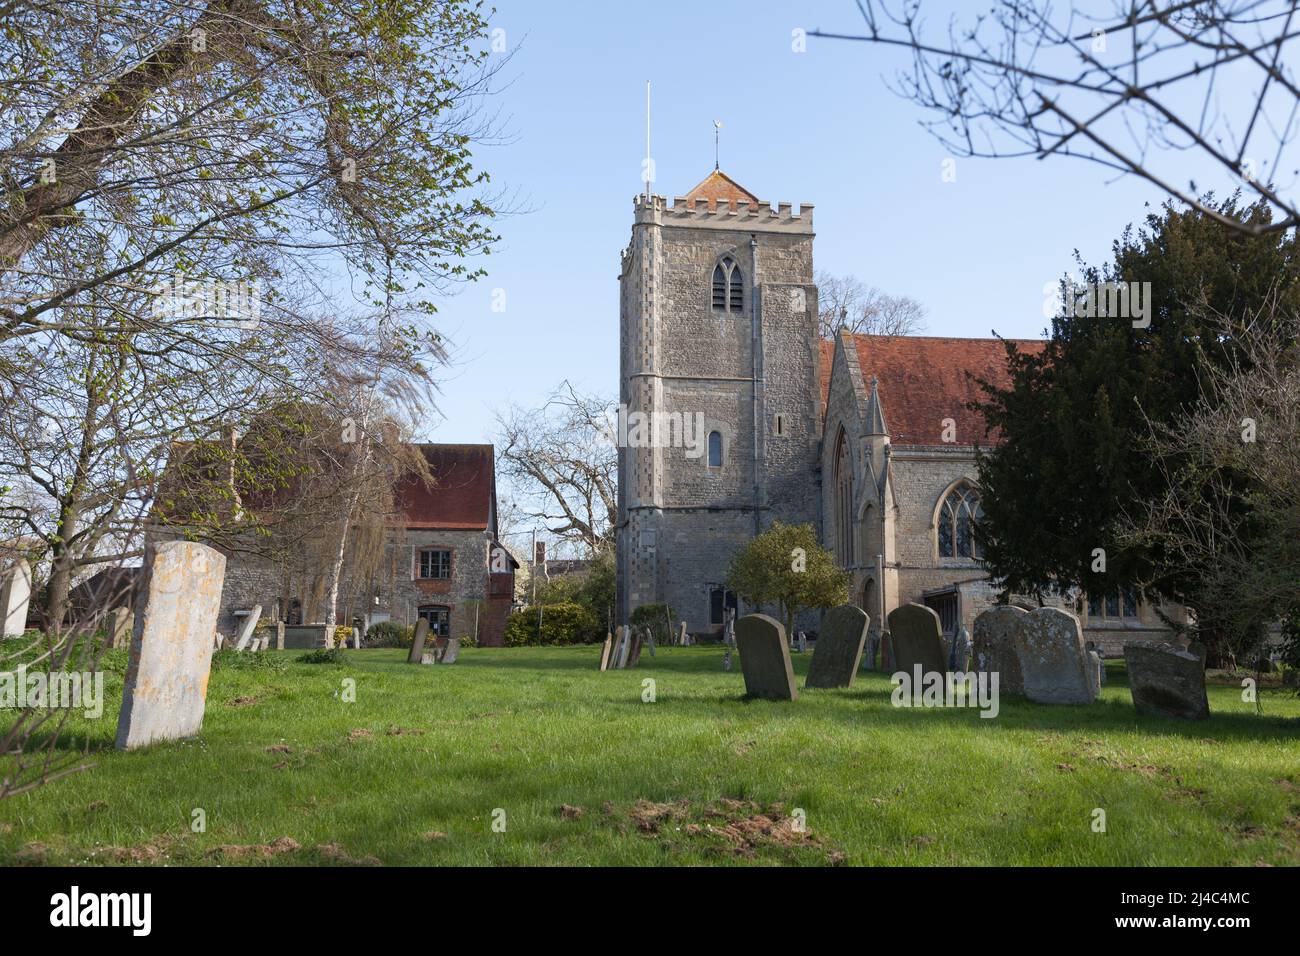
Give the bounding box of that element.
[421,0,1255,446]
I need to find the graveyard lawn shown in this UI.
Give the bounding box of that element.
[2,646,1298,866]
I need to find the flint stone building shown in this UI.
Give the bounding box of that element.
[616,169,1181,653]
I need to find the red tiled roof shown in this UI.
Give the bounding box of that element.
[684,169,761,210]
[823,335,1046,446]
[398,444,494,530]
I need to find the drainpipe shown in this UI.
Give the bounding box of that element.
[750,234,762,536]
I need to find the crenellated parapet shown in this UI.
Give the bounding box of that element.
[632,193,814,233]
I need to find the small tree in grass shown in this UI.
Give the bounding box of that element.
[726,522,849,638]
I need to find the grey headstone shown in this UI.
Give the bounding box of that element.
[115,541,226,750]
[421,651,436,665]
[275,621,285,651]
[1124,642,1209,720]
[598,633,613,671]
[0,560,32,637]
[887,604,946,679]
[735,613,797,701]
[407,618,430,664]
[440,638,460,665]
[806,604,869,689]
[105,606,132,649]
[234,604,263,651]
[950,626,972,670]
[972,606,1026,695]
[1087,650,1103,698]
[1013,607,1095,705]
[626,630,644,667]
[677,621,687,646]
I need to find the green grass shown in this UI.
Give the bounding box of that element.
[2,646,1298,866]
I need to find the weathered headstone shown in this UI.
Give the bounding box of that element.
[406,618,430,664]
[806,604,869,689]
[626,630,644,667]
[105,606,132,649]
[421,651,436,665]
[115,541,226,750]
[234,604,263,651]
[1086,642,1107,686]
[735,613,798,701]
[887,604,947,679]
[275,621,285,651]
[972,606,1026,695]
[1013,607,1095,705]
[950,626,972,671]
[677,621,688,646]
[1124,641,1209,720]
[0,560,32,637]
[598,632,613,671]
[441,637,461,665]
[1087,650,1103,698]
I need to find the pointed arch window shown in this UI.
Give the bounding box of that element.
[712,257,743,313]
[937,484,983,559]
[834,429,854,567]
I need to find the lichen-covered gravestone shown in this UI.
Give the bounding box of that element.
[735,613,798,701]
[1124,642,1209,720]
[0,560,32,637]
[887,604,947,679]
[406,618,430,664]
[1012,607,1095,705]
[115,541,226,750]
[806,604,869,689]
[972,606,1027,695]
[441,637,461,665]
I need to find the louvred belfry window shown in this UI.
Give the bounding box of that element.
[712,257,743,313]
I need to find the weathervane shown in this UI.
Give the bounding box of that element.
[713,120,723,170]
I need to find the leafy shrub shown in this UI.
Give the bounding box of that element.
[630,603,679,643]
[296,647,348,665]
[365,620,412,648]
[504,602,602,646]
[333,625,354,647]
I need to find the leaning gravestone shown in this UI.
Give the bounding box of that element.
[887,604,947,679]
[735,613,798,701]
[626,630,644,668]
[0,560,32,637]
[1124,642,1209,720]
[972,606,1027,695]
[105,606,132,649]
[115,541,226,750]
[598,632,613,671]
[406,618,430,664]
[441,637,461,665]
[806,604,869,689]
[234,604,263,651]
[677,621,688,646]
[1013,607,1095,705]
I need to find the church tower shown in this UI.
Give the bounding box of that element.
[616,171,821,632]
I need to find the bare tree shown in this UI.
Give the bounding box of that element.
[816,271,928,339]
[814,1,1300,237]
[1121,290,1298,663]
[494,383,617,555]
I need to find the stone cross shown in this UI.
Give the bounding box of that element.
[115,541,226,750]
[806,604,869,689]
[735,613,798,701]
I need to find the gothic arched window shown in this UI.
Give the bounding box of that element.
[712,257,743,313]
[937,483,983,559]
[834,429,854,567]
[707,430,723,468]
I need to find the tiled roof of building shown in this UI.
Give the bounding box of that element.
[398,443,495,530]
[820,334,1047,446]
[683,169,761,210]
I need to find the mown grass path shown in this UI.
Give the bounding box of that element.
[2,646,1297,865]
